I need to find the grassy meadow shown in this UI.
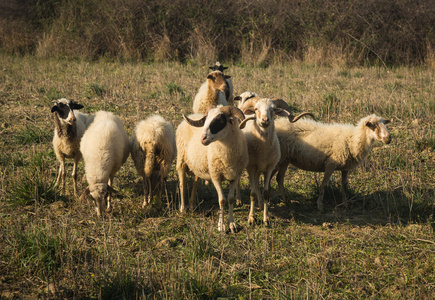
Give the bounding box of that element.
[0,54,434,298]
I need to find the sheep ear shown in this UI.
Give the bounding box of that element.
[384,119,391,124]
[72,103,84,110]
[51,105,59,113]
[275,108,291,117]
[224,75,231,80]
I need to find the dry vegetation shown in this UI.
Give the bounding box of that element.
[0,54,434,298]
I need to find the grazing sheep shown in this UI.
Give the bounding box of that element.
[235,91,315,122]
[176,106,248,232]
[238,98,290,226]
[51,98,90,196]
[273,114,391,211]
[131,115,176,209]
[209,62,234,105]
[192,70,230,114]
[80,111,131,217]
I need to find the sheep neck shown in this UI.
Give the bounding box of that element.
[252,121,272,141]
[54,113,77,140]
[206,82,220,104]
[348,127,373,163]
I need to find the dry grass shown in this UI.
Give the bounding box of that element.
[0,54,434,298]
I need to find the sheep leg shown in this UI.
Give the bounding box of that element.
[72,155,80,197]
[262,170,274,226]
[155,178,163,210]
[318,169,334,212]
[227,179,238,233]
[55,157,66,193]
[142,176,148,208]
[106,177,113,212]
[276,163,289,204]
[341,170,349,208]
[178,165,187,213]
[248,171,261,226]
[235,179,242,206]
[211,178,227,232]
[189,175,199,212]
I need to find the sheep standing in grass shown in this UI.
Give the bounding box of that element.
[80,111,131,217]
[209,62,234,105]
[51,98,90,196]
[176,106,248,232]
[237,98,290,226]
[192,70,231,114]
[131,115,176,209]
[273,114,391,211]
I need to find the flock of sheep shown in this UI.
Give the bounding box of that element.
[51,62,391,232]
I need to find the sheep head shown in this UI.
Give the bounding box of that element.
[207,71,231,94]
[270,97,316,123]
[51,98,84,125]
[235,91,259,108]
[183,106,246,146]
[363,115,391,144]
[239,98,290,129]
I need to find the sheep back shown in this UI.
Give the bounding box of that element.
[80,111,130,185]
[131,115,176,180]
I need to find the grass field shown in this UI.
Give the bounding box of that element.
[0,54,434,299]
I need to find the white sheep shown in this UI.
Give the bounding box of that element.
[273,114,391,211]
[51,98,91,196]
[209,62,234,105]
[131,114,177,209]
[80,111,131,217]
[237,97,290,226]
[192,70,230,114]
[176,106,248,233]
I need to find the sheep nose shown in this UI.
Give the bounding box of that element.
[384,136,391,144]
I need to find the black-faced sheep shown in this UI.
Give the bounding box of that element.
[176,106,248,233]
[273,114,391,211]
[131,115,176,209]
[80,111,131,217]
[209,62,234,105]
[192,70,230,114]
[238,98,290,226]
[51,98,91,196]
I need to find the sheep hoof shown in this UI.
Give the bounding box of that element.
[229,222,237,234]
[264,218,270,227]
[248,216,255,226]
[218,222,226,232]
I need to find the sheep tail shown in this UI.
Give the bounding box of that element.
[143,143,156,178]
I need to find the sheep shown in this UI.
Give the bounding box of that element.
[235,91,315,123]
[80,111,131,217]
[131,114,177,209]
[237,97,291,226]
[51,98,91,196]
[209,62,234,105]
[273,114,391,211]
[192,70,230,114]
[176,106,248,233]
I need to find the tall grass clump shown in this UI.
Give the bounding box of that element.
[1,0,434,65]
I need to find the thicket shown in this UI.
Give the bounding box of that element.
[1,0,434,65]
